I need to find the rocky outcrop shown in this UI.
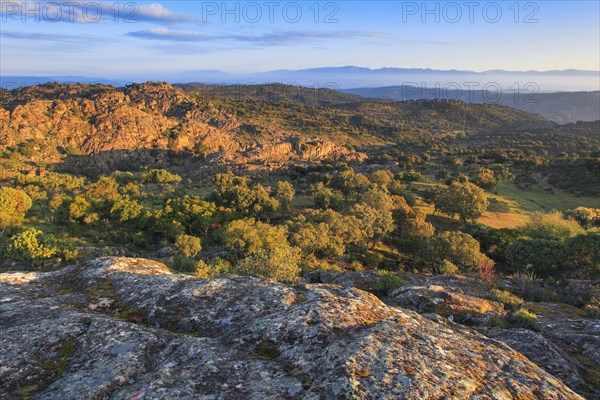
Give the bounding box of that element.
[388,285,504,326]
[0,83,364,167]
[242,139,367,164]
[305,269,381,292]
[0,258,582,399]
[489,329,591,397]
[306,270,600,398]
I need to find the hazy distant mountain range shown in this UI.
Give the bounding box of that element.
[175,67,599,92]
[2,66,599,91]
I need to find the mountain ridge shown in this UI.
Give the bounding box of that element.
[2,66,599,91]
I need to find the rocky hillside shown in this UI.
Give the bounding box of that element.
[0,82,552,169]
[0,258,584,399]
[0,82,364,166]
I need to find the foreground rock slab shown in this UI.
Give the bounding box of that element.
[0,258,582,399]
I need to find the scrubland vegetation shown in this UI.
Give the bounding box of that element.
[0,82,598,295]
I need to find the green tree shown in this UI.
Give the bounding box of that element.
[0,187,32,237]
[221,218,288,257]
[110,196,144,223]
[508,238,566,277]
[288,216,345,258]
[273,180,295,212]
[68,196,92,223]
[351,190,394,248]
[430,231,492,271]
[311,183,343,210]
[398,170,422,187]
[398,210,435,240]
[212,173,279,219]
[143,169,182,185]
[471,167,497,190]
[233,246,301,282]
[7,228,58,261]
[250,184,280,220]
[330,170,371,200]
[369,169,394,188]
[174,234,202,257]
[565,233,600,273]
[163,196,218,235]
[434,182,489,223]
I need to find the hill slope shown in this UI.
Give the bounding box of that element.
[343,86,600,124]
[1,82,552,168]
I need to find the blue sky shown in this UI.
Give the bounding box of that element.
[1,1,599,79]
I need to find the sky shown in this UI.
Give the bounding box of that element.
[1,0,599,81]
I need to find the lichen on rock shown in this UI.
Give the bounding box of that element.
[0,257,585,399]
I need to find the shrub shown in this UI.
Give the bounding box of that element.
[192,257,234,278]
[233,246,301,282]
[7,228,58,261]
[110,196,144,223]
[462,224,520,272]
[522,211,584,241]
[583,303,600,319]
[172,255,197,273]
[143,169,182,185]
[195,260,210,278]
[68,196,92,223]
[85,177,120,201]
[376,270,404,292]
[174,234,202,257]
[0,187,32,233]
[430,231,493,272]
[477,258,496,284]
[564,207,600,228]
[208,257,233,275]
[565,232,600,274]
[508,238,566,277]
[509,309,539,330]
[489,289,524,310]
[515,273,562,302]
[434,259,458,275]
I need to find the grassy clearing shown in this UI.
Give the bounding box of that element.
[410,180,597,230]
[494,183,599,213]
